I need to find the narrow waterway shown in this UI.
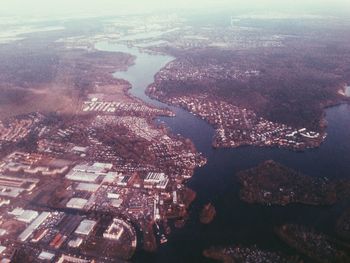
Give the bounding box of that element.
[95,41,350,263]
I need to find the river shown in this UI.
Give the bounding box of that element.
[95,41,350,263]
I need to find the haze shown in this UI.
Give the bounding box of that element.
[1,0,350,18]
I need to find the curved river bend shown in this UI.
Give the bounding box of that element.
[95,41,350,263]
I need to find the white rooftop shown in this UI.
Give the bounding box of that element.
[10,208,38,223]
[76,183,100,192]
[93,162,113,169]
[38,251,55,260]
[0,229,6,236]
[72,146,88,153]
[66,198,88,209]
[66,170,99,183]
[75,219,96,236]
[0,245,6,254]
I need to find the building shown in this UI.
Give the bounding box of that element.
[0,175,39,198]
[103,219,124,240]
[0,245,6,254]
[71,146,88,154]
[66,170,99,183]
[10,208,38,223]
[32,228,48,243]
[56,254,93,263]
[110,199,123,208]
[144,172,169,189]
[66,163,113,182]
[92,162,113,170]
[66,198,88,210]
[156,179,169,190]
[144,172,167,184]
[18,212,50,242]
[103,171,122,183]
[75,219,96,236]
[68,237,83,248]
[76,183,100,192]
[38,251,55,261]
[116,175,131,186]
[0,229,6,236]
[0,198,10,207]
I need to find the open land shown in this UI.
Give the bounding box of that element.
[0,33,134,118]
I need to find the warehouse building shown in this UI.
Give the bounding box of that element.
[66,198,88,210]
[75,219,96,236]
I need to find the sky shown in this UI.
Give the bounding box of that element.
[0,0,349,18]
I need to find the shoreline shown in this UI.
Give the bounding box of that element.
[94,42,207,252]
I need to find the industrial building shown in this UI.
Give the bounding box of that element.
[75,219,96,236]
[38,251,55,261]
[144,172,169,189]
[103,217,136,249]
[0,245,6,254]
[18,212,50,242]
[66,170,99,183]
[76,183,100,192]
[57,254,93,263]
[103,219,124,240]
[66,198,88,210]
[66,163,113,183]
[0,175,39,198]
[0,229,6,236]
[71,146,88,154]
[9,208,38,223]
[68,237,83,248]
[144,172,167,184]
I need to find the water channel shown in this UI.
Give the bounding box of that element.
[95,41,350,263]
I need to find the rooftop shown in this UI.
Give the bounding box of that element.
[75,219,96,236]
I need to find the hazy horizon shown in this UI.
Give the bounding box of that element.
[1,0,350,18]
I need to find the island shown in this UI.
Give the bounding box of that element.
[203,245,301,263]
[236,160,345,206]
[336,208,350,241]
[276,224,350,263]
[199,203,216,224]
